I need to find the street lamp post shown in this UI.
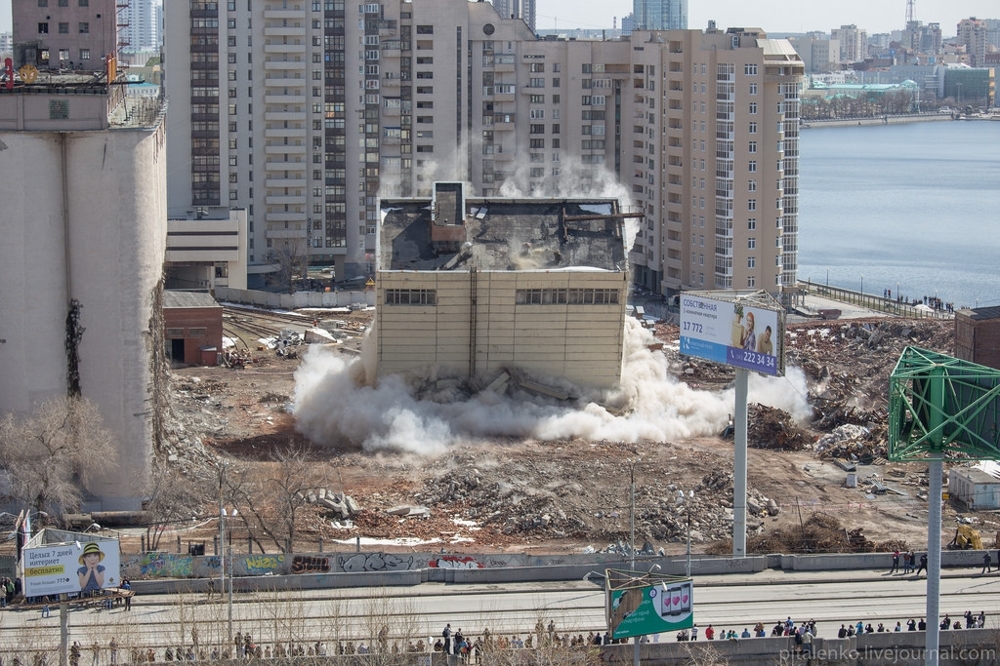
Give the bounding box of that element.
[860,274,864,304]
[676,490,695,577]
[826,268,829,289]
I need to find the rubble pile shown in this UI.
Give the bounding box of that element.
[815,423,889,465]
[715,513,911,555]
[747,405,815,451]
[300,488,361,521]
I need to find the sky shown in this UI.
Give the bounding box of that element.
[0,0,996,40]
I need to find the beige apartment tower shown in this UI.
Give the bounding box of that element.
[165,0,801,301]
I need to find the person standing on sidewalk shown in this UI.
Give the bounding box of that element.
[915,553,928,576]
[982,551,992,575]
[889,550,900,574]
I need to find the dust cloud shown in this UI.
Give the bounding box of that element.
[291,319,810,454]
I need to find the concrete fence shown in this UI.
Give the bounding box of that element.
[214,286,375,310]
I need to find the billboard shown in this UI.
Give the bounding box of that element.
[23,539,121,597]
[679,293,784,376]
[609,580,694,639]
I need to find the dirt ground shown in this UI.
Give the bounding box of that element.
[161,309,996,557]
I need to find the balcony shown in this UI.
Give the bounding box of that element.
[265,144,306,154]
[263,9,306,20]
[264,60,306,70]
[263,127,307,139]
[264,227,308,238]
[265,177,306,188]
[264,112,306,122]
[264,94,306,105]
[263,44,306,55]
[263,27,306,37]
[265,195,307,205]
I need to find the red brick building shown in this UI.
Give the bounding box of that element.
[163,291,224,366]
[955,306,1000,372]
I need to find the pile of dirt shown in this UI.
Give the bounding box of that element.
[707,512,910,555]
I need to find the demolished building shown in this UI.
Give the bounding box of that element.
[375,182,632,389]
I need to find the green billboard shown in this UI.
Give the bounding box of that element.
[608,579,694,639]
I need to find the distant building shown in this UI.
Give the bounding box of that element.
[792,34,838,73]
[166,207,248,292]
[621,13,635,37]
[831,24,867,64]
[163,291,224,367]
[376,182,630,388]
[950,467,1000,510]
[941,65,995,106]
[1,0,167,510]
[0,32,12,59]
[632,0,687,31]
[120,0,162,53]
[492,0,535,33]
[955,306,1000,371]
[957,18,989,68]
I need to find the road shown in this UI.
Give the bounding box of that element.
[3,568,1000,654]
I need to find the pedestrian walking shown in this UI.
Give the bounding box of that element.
[916,553,928,576]
[982,551,992,574]
[890,550,900,574]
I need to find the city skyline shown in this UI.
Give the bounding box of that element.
[1,0,998,38]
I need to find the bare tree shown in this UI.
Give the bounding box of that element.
[144,460,214,551]
[0,396,115,519]
[224,443,332,553]
[268,240,309,295]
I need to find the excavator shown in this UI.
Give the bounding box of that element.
[946,524,1000,550]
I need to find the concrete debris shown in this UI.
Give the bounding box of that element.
[386,505,431,517]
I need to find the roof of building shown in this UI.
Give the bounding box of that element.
[954,467,1000,485]
[957,306,1000,321]
[163,291,221,309]
[379,194,628,273]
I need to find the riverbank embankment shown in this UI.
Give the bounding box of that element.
[802,113,952,129]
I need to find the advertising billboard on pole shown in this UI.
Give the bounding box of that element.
[608,580,694,639]
[23,538,121,597]
[679,292,785,376]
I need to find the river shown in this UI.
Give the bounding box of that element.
[797,120,1000,310]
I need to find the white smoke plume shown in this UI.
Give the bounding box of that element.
[291,319,811,454]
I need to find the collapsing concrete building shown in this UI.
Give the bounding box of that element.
[375,182,632,389]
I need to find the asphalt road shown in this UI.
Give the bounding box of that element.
[3,567,1000,654]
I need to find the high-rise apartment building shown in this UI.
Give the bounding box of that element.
[121,0,163,53]
[632,0,687,31]
[831,24,867,64]
[164,1,801,299]
[957,18,989,67]
[2,0,167,511]
[492,0,535,33]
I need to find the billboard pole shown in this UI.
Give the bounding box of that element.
[59,594,68,666]
[733,368,749,558]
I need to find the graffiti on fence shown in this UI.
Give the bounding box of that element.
[339,553,414,572]
[429,556,483,569]
[244,554,285,574]
[125,553,195,578]
[291,555,331,574]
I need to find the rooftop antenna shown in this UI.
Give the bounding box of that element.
[905,0,915,25]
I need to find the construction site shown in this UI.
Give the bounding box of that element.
[155,301,982,559]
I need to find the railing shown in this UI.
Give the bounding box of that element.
[800,280,953,319]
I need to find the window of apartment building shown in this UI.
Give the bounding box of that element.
[747,218,756,230]
[748,237,756,249]
[38,0,48,6]
[228,88,237,98]
[529,153,544,163]
[552,138,560,148]
[529,109,544,119]
[551,124,560,134]
[79,0,88,5]
[530,139,545,149]
[552,78,560,86]
[529,124,545,134]
[748,121,757,134]
[38,22,49,34]
[748,160,757,172]
[530,63,545,72]
[749,83,758,95]
[748,276,756,288]
[80,49,90,60]
[228,36,236,47]
[58,0,68,5]
[749,102,757,114]
[748,141,757,153]
[748,199,756,211]
[530,94,544,103]
[530,168,544,178]
[228,53,237,64]
[552,94,560,103]
[744,64,758,76]
[228,104,237,115]
[528,77,545,88]
[58,22,69,33]
[416,25,434,34]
